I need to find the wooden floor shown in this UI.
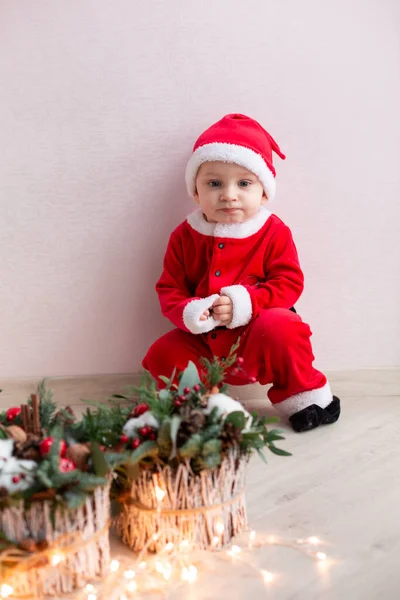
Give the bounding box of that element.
[2,370,400,599]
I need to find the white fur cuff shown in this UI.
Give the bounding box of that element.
[220,285,253,329]
[183,294,220,334]
[274,382,333,417]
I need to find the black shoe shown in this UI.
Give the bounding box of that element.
[289,396,341,433]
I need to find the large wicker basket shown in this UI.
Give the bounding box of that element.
[0,483,111,598]
[116,449,249,553]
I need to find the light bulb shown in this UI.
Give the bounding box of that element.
[50,553,63,566]
[124,570,136,580]
[308,536,320,545]
[110,559,120,572]
[316,552,327,561]
[126,581,137,592]
[0,585,14,599]
[261,570,274,583]
[155,486,165,502]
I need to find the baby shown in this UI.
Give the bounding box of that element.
[142,113,341,432]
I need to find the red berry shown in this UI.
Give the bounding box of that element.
[6,407,21,422]
[183,387,190,394]
[237,357,244,365]
[132,438,141,449]
[133,403,150,418]
[193,384,201,392]
[149,431,157,441]
[59,440,67,457]
[174,400,182,408]
[39,437,67,457]
[120,434,129,444]
[12,476,21,484]
[59,458,76,472]
[139,426,151,437]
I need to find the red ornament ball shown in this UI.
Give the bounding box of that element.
[174,400,182,408]
[133,403,150,418]
[149,431,157,441]
[120,434,129,444]
[39,437,67,457]
[12,475,21,484]
[237,357,245,365]
[183,387,191,394]
[6,407,21,422]
[59,458,76,472]
[193,384,201,392]
[249,376,257,383]
[131,438,141,449]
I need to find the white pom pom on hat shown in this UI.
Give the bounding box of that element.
[185,113,285,201]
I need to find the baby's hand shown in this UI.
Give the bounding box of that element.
[199,309,211,321]
[212,295,233,326]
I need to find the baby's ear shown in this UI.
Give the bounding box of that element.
[261,192,269,205]
[193,188,200,204]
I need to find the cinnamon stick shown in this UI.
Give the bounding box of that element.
[31,394,40,435]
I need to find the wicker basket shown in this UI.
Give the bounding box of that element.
[0,482,111,598]
[116,449,249,553]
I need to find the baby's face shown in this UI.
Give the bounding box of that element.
[194,161,267,224]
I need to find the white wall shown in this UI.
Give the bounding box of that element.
[0,0,399,377]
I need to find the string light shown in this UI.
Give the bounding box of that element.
[1,529,332,599]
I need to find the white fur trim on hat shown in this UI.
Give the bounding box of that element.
[185,142,277,200]
[220,285,253,328]
[273,382,333,417]
[183,294,220,334]
[186,206,272,239]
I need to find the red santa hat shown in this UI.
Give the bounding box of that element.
[185,113,286,201]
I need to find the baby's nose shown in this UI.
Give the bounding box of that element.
[220,184,238,201]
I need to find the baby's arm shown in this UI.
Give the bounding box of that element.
[156,230,220,334]
[220,222,304,328]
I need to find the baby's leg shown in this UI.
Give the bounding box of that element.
[229,308,341,432]
[142,328,212,386]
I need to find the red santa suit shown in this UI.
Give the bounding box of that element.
[143,113,340,430]
[143,206,333,418]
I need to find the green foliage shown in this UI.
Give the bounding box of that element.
[69,403,130,448]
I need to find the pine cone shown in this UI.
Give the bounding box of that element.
[14,435,41,461]
[220,422,243,451]
[177,409,206,445]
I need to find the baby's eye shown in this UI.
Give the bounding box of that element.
[208,180,221,187]
[238,180,251,187]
